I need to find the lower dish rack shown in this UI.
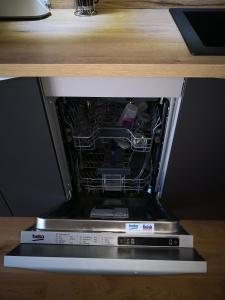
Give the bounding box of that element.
[77,147,153,192]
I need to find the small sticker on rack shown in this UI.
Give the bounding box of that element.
[125,223,155,234]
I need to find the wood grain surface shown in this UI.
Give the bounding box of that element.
[0,218,225,300]
[50,0,225,9]
[0,9,225,77]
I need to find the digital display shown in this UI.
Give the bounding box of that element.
[118,237,179,247]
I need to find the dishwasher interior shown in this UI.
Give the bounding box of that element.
[37,96,179,233]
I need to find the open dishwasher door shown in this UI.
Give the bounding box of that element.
[4,244,206,274]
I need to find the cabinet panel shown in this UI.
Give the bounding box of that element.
[0,191,11,216]
[0,78,66,216]
[163,78,225,219]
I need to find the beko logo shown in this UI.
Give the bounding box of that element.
[128,224,139,230]
[32,234,44,241]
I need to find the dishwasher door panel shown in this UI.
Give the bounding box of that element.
[4,244,206,275]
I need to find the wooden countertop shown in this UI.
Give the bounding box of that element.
[51,0,225,9]
[0,218,225,300]
[0,9,225,78]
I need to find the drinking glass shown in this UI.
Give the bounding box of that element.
[74,0,99,16]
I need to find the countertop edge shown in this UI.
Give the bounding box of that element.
[0,63,225,78]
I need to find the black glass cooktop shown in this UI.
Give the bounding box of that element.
[170,8,225,55]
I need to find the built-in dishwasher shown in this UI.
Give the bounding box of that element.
[4,77,207,274]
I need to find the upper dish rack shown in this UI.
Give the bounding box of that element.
[64,99,161,152]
